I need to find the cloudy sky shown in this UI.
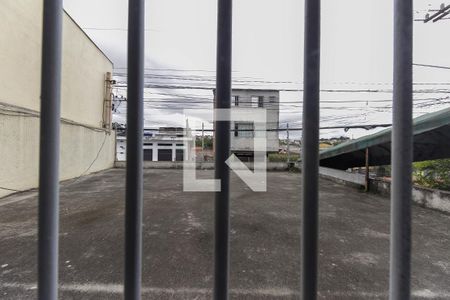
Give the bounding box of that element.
[64,0,450,139]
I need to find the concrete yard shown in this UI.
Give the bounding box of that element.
[1,169,449,299]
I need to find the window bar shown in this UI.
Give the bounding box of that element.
[214,0,232,299]
[125,0,145,299]
[390,0,413,298]
[38,0,63,299]
[301,0,321,298]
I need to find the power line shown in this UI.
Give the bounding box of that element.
[113,95,450,104]
[0,186,22,192]
[115,124,392,132]
[422,4,450,23]
[413,63,450,70]
[82,27,156,32]
[114,73,301,85]
[113,67,218,73]
[114,73,450,86]
[114,84,450,93]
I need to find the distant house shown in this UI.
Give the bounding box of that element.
[229,89,280,161]
[116,127,194,162]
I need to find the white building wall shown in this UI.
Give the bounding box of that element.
[230,89,280,153]
[116,137,194,162]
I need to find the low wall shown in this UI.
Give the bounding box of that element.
[317,166,450,214]
[370,179,450,213]
[115,161,290,171]
[0,114,116,198]
[319,167,366,188]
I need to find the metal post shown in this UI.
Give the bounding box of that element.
[202,122,205,162]
[214,0,232,298]
[390,0,413,298]
[301,0,320,297]
[125,0,145,299]
[365,148,370,192]
[38,0,63,299]
[287,123,290,163]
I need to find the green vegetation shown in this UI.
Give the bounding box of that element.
[195,136,213,149]
[268,153,300,162]
[413,159,450,191]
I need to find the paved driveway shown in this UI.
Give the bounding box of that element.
[1,169,449,299]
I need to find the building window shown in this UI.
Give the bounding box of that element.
[232,96,239,106]
[251,96,258,108]
[158,143,172,146]
[251,96,264,108]
[258,96,264,108]
[234,122,254,138]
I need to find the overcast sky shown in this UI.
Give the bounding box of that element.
[64,0,450,139]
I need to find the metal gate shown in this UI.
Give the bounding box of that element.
[143,149,153,161]
[157,149,172,162]
[37,0,413,299]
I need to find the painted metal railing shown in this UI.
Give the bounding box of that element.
[38,0,63,298]
[36,0,413,299]
[301,0,321,297]
[214,0,233,299]
[390,0,413,298]
[124,0,145,299]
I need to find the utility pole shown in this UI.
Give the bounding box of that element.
[202,122,205,162]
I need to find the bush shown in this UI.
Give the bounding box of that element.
[268,153,300,162]
[413,159,450,191]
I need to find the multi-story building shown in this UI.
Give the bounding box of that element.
[229,89,280,161]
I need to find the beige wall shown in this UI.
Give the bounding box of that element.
[0,0,113,128]
[0,1,115,198]
[0,114,115,198]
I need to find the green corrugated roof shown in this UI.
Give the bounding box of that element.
[320,107,450,161]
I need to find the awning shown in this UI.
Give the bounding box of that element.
[319,107,450,170]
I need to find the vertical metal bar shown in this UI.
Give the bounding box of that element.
[38,0,63,299]
[214,0,232,298]
[125,0,145,299]
[390,0,413,298]
[365,148,370,192]
[301,0,320,297]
